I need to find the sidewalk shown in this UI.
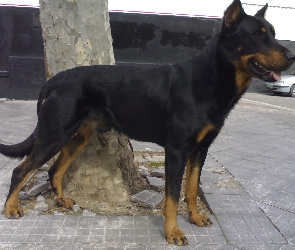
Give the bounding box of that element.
[0,97,294,249]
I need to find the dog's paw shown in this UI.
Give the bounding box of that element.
[4,203,23,219]
[189,211,212,227]
[165,226,188,246]
[56,197,76,209]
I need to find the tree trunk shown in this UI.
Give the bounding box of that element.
[39,0,146,211]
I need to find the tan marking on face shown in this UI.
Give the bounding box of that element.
[261,27,267,33]
[196,124,215,143]
[256,51,288,69]
[234,50,289,94]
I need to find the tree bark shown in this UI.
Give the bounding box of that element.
[39,0,146,210]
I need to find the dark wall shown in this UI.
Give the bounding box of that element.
[110,12,221,64]
[0,6,223,100]
[0,7,45,99]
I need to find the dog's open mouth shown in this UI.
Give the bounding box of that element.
[248,59,281,82]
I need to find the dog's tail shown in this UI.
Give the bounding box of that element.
[0,126,37,159]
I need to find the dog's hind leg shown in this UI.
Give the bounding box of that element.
[48,121,95,209]
[4,139,70,218]
[4,154,37,218]
[4,122,84,218]
[185,147,211,227]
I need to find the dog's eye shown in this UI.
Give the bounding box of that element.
[254,31,263,39]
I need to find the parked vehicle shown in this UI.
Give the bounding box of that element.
[265,74,295,97]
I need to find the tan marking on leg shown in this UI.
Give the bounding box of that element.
[185,158,211,227]
[164,196,188,246]
[196,124,215,143]
[5,156,35,218]
[50,121,94,208]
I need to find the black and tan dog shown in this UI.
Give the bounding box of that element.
[0,0,294,246]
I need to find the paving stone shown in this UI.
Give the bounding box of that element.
[205,194,286,244]
[150,167,165,178]
[131,190,163,208]
[146,176,165,191]
[36,172,49,182]
[27,181,50,197]
[19,191,30,200]
[138,165,149,177]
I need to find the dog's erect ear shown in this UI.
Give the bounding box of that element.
[222,0,246,37]
[254,4,268,18]
[223,0,246,28]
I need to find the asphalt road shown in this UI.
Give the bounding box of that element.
[244,92,295,110]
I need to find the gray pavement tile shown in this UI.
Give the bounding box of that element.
[205,194,286,245]
[233,243,290,250]
[131,189,164,208]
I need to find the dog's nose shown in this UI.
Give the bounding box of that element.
[286,51,295,62]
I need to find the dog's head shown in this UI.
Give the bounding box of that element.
[221,0,295,82]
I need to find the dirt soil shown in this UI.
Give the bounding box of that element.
[20,152,211,217]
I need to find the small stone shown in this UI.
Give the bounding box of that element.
[150,167,165,178]
[82,210,96,216]
[27,210,40,216]
[34,201,48,212]
[53,211,64,216]
[36,195,46,202]
[72,204,81,212]
[146,176,165,191]
[138,166,149,177]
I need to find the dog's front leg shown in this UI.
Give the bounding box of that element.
[185,147,211,226]
[163,147,188,246]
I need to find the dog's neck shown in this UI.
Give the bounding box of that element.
[190,35,253,116]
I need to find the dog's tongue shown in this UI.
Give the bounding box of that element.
[272,71,281,81]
